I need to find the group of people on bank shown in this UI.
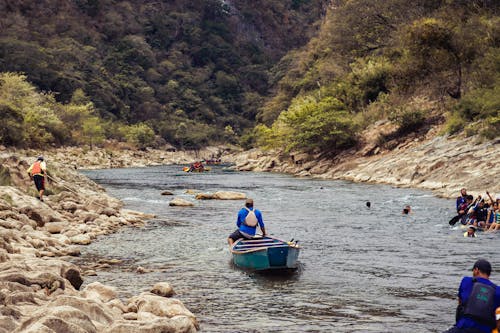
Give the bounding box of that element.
[454,188,500,237]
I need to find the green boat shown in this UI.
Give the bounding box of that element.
[230,236,301,271]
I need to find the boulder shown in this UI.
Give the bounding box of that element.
[195,191,246,200]
[128,293,198,329]
[15,305,98,333]
[44,222,66,234]
[70,234,91,245]
[99,207,118,217]
[63,267,83,290]
[212,191,246,200]
[151,282,175,298]
[168,198,194,207]
[18,207,45,228]
[105,316,197,333]
[61,202,78,213]
[82,282,118,303]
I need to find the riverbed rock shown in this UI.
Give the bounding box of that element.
[151,282,175,298]
[82,282,118,303]
[195,191,246,200]
[70,234,91,245]
[128,293,198,329]
[45,222,66,234]
[169,198,194,207]
[161,191,174,195]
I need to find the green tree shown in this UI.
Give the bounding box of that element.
[82,116,105,149]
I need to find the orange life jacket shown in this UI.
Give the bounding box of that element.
[30,161,43,176]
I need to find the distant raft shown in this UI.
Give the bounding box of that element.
[230,236,300,271]
[182,166,211,172]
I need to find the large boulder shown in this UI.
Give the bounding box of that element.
[151,282,175,298]
[45,222,66,234]
[82,282,118,303]
[105,316,197,333]
[128,293,198,329]
[195,191,246,200]
[13,306,97,333]
[168,198,194,207]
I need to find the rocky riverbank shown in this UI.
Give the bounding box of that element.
[0,130,496,331]
[0,153,198,332]
[228,132,500,199]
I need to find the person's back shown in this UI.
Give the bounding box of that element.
[237,205,263,237]
[456,276,500,331]
[445,259,500,333]
[228,198,266,246]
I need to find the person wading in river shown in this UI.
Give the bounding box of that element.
[27,156,48,202]
[227,198,266,246]
[443,259,500,333]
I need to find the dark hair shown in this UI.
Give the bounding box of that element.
[473,259,492,276]
[466,195,474,201]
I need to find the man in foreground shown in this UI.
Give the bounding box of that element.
[443,259,500,333]
[227,198,266,246]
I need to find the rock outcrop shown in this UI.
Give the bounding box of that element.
[227,134,500,199]
[0,153,198,332]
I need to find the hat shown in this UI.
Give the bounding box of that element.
[37,156,44,161]
[472,259,492,276]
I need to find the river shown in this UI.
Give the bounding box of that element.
[79,165,500,332]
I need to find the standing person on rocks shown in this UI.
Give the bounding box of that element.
[227,198,266,246]
[443,259,500,333]
[27,156,48,202]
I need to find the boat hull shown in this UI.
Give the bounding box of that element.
[231,237,300,271]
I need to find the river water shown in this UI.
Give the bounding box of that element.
[79,165,500,332]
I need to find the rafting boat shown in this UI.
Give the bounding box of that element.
[182,166,211,172]
[230,236,300,271]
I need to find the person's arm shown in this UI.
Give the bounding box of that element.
[487,191,494,205]
[257,211,266,236]
[236,210,243,228]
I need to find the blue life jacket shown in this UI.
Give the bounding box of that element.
[463,280,496,328]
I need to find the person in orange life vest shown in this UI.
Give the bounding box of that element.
[27,156,48,201]
[227,198,266,246]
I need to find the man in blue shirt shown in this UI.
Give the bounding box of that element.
[227,198,266,246]
[457,188,468,213]
[443,259,500,333]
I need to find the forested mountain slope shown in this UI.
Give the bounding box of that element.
[0,0,325,148]
[255,0,499,155]
[1,0,498,153]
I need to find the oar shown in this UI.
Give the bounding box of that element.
[449,215,461,226]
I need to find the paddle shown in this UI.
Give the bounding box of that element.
[450,197,483,226]
[449,215,461,226]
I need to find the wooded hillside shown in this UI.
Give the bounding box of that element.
[0,0,498,153]
[255,0,499,154]
[0,0,325,148]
